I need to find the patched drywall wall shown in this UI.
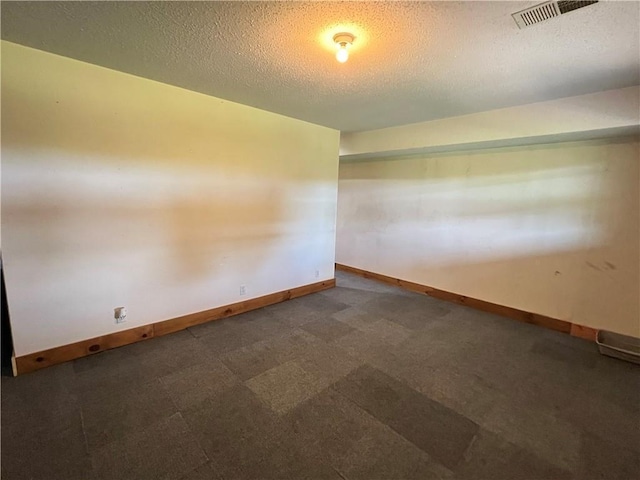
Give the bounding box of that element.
[337,138,640,336]
[1,41,340,356]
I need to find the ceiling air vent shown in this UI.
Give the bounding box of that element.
[512,0,598,29]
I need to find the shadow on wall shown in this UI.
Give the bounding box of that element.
[0,41,340,356]
[1,75,279,283]
[0,78,334,182]
[340,137,637,177]
[1,262,15,376]
[1,66,336,285]
[0,155,287,282]
[336,137,640,335]
[338,137,638,254]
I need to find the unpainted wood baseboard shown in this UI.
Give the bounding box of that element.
[335,263,598,341]
[569,323,598,342]
[13,278,335,375]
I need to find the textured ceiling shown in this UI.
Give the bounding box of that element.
[2,1,639,132]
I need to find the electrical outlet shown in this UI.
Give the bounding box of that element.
[114,306,127,324]
[239,285,246,296]
[315,270,320,278]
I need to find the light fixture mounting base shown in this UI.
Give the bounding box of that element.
[333,33,355,46]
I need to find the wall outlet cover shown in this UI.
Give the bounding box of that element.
[114,307,127,323]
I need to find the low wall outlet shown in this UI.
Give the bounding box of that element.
[239,285,246,296]
[315,270,320,278]
[114,307,127,324]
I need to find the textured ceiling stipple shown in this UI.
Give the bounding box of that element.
[2,1,639,132]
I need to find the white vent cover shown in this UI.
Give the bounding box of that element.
[512,1,599,29]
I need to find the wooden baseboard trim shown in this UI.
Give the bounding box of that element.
[14,278,335,375]
[569,323,599,342]
[336,263,598,341]
[14,325,154,376]
[153,279,335,336]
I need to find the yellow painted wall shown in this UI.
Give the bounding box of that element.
[337,138,640,336]
[1,41,340,355]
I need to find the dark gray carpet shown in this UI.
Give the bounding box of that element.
[2,271,639,479]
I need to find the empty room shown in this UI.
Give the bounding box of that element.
[1,1,639,479]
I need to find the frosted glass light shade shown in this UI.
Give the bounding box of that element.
[336,47,349,63]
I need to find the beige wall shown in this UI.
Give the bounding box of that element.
[337,138,640,336]
[1,41,340,356]
[340,86,640,160]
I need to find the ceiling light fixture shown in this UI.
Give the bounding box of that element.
[333,32,355,63]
